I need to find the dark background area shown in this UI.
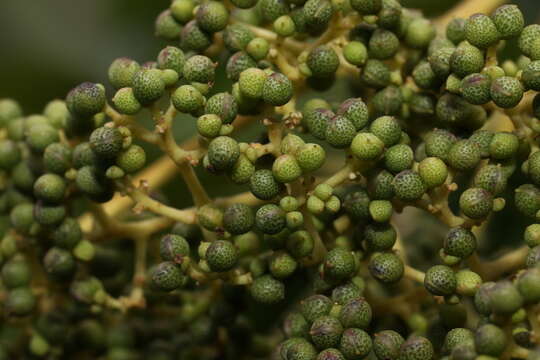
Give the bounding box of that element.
[1,0,540,113]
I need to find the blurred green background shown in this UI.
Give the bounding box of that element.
[1,0,540,113]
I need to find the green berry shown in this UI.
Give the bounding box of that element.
[369,29,399,60]
[108,58,140,89]
[34,174,66,204]
[310,316,343,350]
[384,144,413,173]
[172,85,205,115]
[250,169,281,200]
[246,37,270,61]
[0,98,22,126]
[287,230,314,258]
[272,154,302,183]
[258,0,288,23]
[116,144,146,174]
[33,203,66,226]
[180,20,211,52]
[151,261,186,291]
[350,132,384,161]
[489,280,523,315]
[490,76,523,108]
[250,275,284,304]
[519,25,540,58]
[206,240,238,272]
[223,203,254,235]
[413,61,439,90]
[444,227,476,259]
[2,257,31,289]
[524,224,540,247]
[448,140,481,171]
[317,349,346,360]
[170,0,195,23]
[196,1,228,33]
[372,86,403,117]
[183,55,215,84]
[418,157,448,189]
[262,72,293,106]
[365,222,396,251]
[197,204,223,231]
[473,164,507,195]
[274,15,296,37]
[89,126,123,160]
[301,294,332,323]
[332,281,364,305]
[521,60,540,91]
[10,203,35,234]
[392,170,425,201]
[270,251,297,279]
[343,41,368,66]
[323,248,355,282]
[489,132,519,160]
[112,88,141,115]
[455,269,482,297]
[516,267,540,304]
[350,0,381,14]
[424,265,456,296]
[239,68,267,99]
[0,139,21,170]
[515,184,540,218]
[398,335,434,360]
[43,247,75,278]
[459,187,493,219]
[475,324,506,357]
[226,51,257,81]
[256,204,286,235]
[370,116,401,147]
[405,18,435,49]
[66,82,106,118]
[43,100,69,129]
[197,114,222,138]
[157,47,185,77]
[205,92,238,125]
[461,73,491,105]
[429,47,454,79]
[368,200,393,223]
[373,330,404,360]
[155,10,182,40]
[446,18,466,44]
[303,108,333,140]
[339,298,372,329]
[450,44,485,78]
[27,123,59,153]
[284,312,310,338]
[339,328,372,360]
[53,217,83,249]
[307,46,339,78]
[6,287,35,316]
[75,166,114,203]
[337,98,369,131]
[132,69,165,105]
[465,13,500,49]
[207,136,240,171]
[369,252,403,284]
[491,5,524,39]
[325,115,356,149]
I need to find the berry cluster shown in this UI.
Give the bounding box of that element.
[2,0,540,358]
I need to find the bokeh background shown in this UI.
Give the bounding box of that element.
[1,0,540,113]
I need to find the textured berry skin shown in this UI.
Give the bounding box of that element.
[301,294,332,323]
[239,68,267,99]
[27,123,59,153]
[108,58,140,89]
[226,51,257,82]
[224,24,254,52]
[258,0,288,23]
[270,251,297,279]
[159,234,190,262]
[424,265,457,296]
[392,170,425,201]
[459,187,493,219]
[461,73,491,105]
[525,223,540,247]
[116,144,146,173]
[450,44,484,78]
[418,157,448,189]
[515,184,540,218]
[339,298,372,329]
[489,280,523,315]
[398,335,434,360]
[2,257,31,289]
[303,0,333,33]
[350,132,384,161]
[183,55,215,84]
[151,261,185,291]
[323,248,355,282]
[132,69,165,106]
[521,60,540,91]
[361,59,391,88]
[369,29,399,60]
[370,116,401,147]
[332,282,363,305]
[429,47,454,79]
[207,136,240,171]
[172,85,205,115]
[112,88,141,115]
[369,252,403,284]
[273,154,302,183]
[206,240,238,272]
[339,328,372,360]
[0,98,22,126]
[384,144,413,173]
[517,268,540,303]
[34,174,66,204]
[66,82,106,117]
[250,169,281,200]
[490,76,523,108]
[465,13,500,49]
[307,46,339,78]
[337,98,368,130]
[205,92,238,124]
[0,139,21,170]
[369,199,393,223]
[223,203,254,235]
[455,269,482,297]
[316,349,346,360]
[262,72,293,106]
[309,316,343,350]
[53,217,82,250]
[406,18,435,49]
[325,116,356,149]
[180,20,211,52]
[519,24,540,58]
[373,330,404,360]
[365,223,396,251]
[489,132,519,160]
[155,10,182,40]
[444,227,476,259]
[473,164,507,195]
[283,312,309,338]
[246,37,269,61]
[446,18,466,44]
[43,247,75,278]
[170,0,195,23]
[475,324,506,357]
[250,275,284,304]
[343,41,368,67]
[196,1,229,33]
[350,0,381,14]
[491,5,524,39]
[255,204,286,235]
[304,108,334,140]
[448,140,481,171]
[413,61,439,90]
[75,166,114,203]
[89,127,123,160]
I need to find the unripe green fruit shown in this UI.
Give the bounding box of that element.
[418,157,448,189]
[34,174,66,204]
[157,46,185,77]
[317,349,345,360]
[325,115,356,148]
[155,10,182,40]
[226,51,257,82]
[43,99,70,129]
[525,223,540,247]
[250,275,284,304]
[350,132,384,161]
[151,261,186,291]
[180,20,211,52]
[361,59,391,88]
[246,37,270,61]
[250,169,281,200]
[272,154,302,183]
[197,114,222,138]
[332,281,364,305]
[339,328,372,360]
[116,144,146,174]
[112,88,141,115]
[6,287,35,316]
[66,82,106,117]
[33,202,66,226]
[455,269,482,297]
[53,217,83,250]
[322,248,355,282]
[384,144,413,173]
[399,335,434,360]
[473,164,507,195]
[132,69,165,105]
[373,330,404,360]
[303,0,333,33]
[273,15,296,37]
[392,170,425,201]
[448,140,481,171]
[461,73,491,105]
[43,247,75,278]
[337,98,369,130]
[206,240,238,272]
[197,204,223,231]
[491,5,524,39]
[465,13,500,49]
[365,222,396,251]
[207,136,240,171]
[369,252,403,284]
[196,1,228,33]
[255,204,286,234]
[516,267,540,303]
[270,251,297,279]
[475,324,506,357]
[223,203,254,235]
[459,187,493,219]
[338,298,372,329]
[183,55,215,84]
[515,184,540,218]
[0,98,22,126]
[224,26,255,55]
[239,68,267,99]
[307,46,339,78]
[450,44,484,78]
[262,72,293,106]
[0,139,21,170]
[343,41,368,66]
[76,166,114,203]
[12,162,35,192]
[446,18,466,44]
[370,116,401,147]
[27,123,59,153]
[301,294,332,323]
[425,129,457,163]
[310,316,343,350]
[2,257,31,289]
[490,76,523,108]
[172,85,205,115]
[369,29,399,60]
[406,18,435,49]
[108,58,140,89]
[10,203,35,234]
[444,227,476,259]
[413,61,439,90]
[283,312,309,338]
[519,24,540,58]
[205,92,238,124]
[489,280,523,315]
[89,126,123,160]
[304,108,333,140]
[170,0,195,23]
[424,265,457,296]
[287,230,314,258]
[350,0,381,14]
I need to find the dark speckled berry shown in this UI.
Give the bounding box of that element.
[255,204,286,235]
[424,265,457,296]
[223,203,255,235]
[206,240,238,272]
[310,316,343,350]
